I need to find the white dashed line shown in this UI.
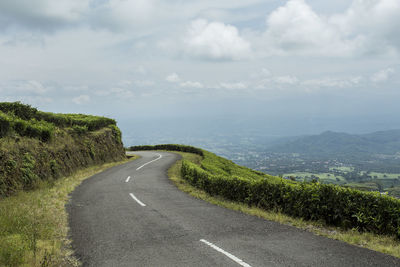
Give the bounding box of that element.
[136,153,162,170]
[125,176,131,183]
[129,193,146,207]
[200,239,252,267]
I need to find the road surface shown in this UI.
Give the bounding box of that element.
[67,151,400,266]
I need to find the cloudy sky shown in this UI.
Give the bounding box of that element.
[0,0,399,141]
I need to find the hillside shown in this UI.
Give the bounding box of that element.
[268,130,400,156]
[0,102,126,197]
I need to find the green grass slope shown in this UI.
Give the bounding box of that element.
[0,102,126,197]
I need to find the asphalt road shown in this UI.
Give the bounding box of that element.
[68,151,400,266]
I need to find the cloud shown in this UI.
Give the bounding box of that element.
[370,68,395,82]
[302,76,363,88]
[262,0,362,57]
[273,76,299,85]
[331,0,400,51]
[0,0,89,32]
[2,80,48,95]
[134,80,155,87]
[72,94,90,105]
[166,73,181,83]
[260,0,400,57]
[180,81,204,88]
[218,82,247,90]
[184,19,251,60]
[89,0,157,32]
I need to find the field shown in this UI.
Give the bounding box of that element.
[329,166,354,172]
[283,170,400,192]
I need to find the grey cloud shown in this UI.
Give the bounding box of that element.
[0,0,89,32]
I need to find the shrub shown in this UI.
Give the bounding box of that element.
[72,125,88,135]
[0,112,12,138]
[181,155,400,238]
[0,102,38,120]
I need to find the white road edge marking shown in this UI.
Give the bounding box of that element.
[129,193,146,207]
[125,176,131,183]
[199,239,252,267]
[136,153,162,170]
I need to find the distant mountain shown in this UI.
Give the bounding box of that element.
[268,129,400,156]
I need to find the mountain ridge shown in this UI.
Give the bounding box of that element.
[268,129,400,156]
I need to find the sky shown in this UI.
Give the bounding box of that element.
[0,0,399,144]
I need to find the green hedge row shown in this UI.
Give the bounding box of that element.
[0,112,54,142]
[128,144,204,156]
[0,102,116,132]
[181,160,400,238]
[37,112,116,131]
[0,102,38,120]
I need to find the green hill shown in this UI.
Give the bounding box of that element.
[0,102,126,197]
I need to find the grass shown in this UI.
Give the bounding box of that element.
[0,156,138,267]
[168,151,400,259]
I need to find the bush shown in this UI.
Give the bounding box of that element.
[0,102,38,120]
[72,125,88,135]
[0,112,12,138]
[37,112,116,131]
[181,156,400,238]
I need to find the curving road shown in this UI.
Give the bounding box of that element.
[67,151,400,266]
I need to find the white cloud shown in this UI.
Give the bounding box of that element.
[180,81,204,88]
[273,76,299,85]
[184,19,251,60]
[331,0,400,50]
[302,76,363,88]
[260,0,400,57]
[218,82,247,90]
[263,0,362,57]
[166,73,181,83]
[72,94,90,105]
[134,80,155,87]
[2,80,48,94]
[370,68,395,82]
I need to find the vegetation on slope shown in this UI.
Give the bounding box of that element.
[0,102,129,266]
[168,150,400,259]
[0,158,136,266]
[0,102,126,197]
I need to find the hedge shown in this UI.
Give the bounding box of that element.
[0,102,116,132]
[0,112,54,142]
[128,144,204,157]
[181,160,400,238]
[37,112,116,131]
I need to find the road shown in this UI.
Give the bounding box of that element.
[67,151,400,266]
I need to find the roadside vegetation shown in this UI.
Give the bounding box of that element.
[128,144,400,258]
[0,101,129,266]
[0,102,125,197]
[0,157,137,266]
